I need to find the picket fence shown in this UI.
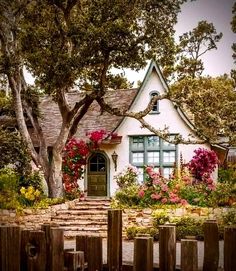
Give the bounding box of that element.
[0,209,236,271]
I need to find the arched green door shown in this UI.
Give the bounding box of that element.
[87,153,107,196]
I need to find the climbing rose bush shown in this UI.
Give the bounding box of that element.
[187,148,219,183]
[62,130,109,194]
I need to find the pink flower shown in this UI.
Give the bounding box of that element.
[151,193,161,200]
[146,166,154,175]
[153,179,161,185]
[161,184,168,192]
[161,198,168,204]
[180,199,188,206]
[138,190,145,198]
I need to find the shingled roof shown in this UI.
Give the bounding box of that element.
[32,88,137,146]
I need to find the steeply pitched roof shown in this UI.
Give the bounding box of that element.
[32,88,137,146]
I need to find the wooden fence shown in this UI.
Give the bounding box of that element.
[1,209,236,271]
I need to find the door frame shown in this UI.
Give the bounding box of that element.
[85,151,110,197]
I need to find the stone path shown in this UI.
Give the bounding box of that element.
[65,239,224,269]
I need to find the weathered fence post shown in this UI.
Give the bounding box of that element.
[87,235,103,271]
[159,225,176,271]
[224,226,236,271]
[21,230,47,271]
[0,226,7,271]
[203,219,219,271]
[181,239,198,271]
[133,236,153,271]
[41,224,64,271]
[76,235,88,263]
[0,226,21,271]
[64,251,85,271]
[107,209,122,271]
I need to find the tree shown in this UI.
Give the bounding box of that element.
[166,21,223,80]
[0,0,187,197]
[170,75,236,146]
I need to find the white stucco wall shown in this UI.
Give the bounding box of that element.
[84,68,211,196]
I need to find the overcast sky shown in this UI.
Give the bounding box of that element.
[127,0,236,85]
[25,0,236,85]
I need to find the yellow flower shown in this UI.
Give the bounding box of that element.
[20,187,26,195]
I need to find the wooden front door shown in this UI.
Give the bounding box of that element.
[87,153,107,196]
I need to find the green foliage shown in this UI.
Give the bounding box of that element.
[221,209,236,225]
[19,171,43,192]
[19,186,42,207]
[0,168,21,209]
[152,210,170,227]
[0,92,14,116]
[179,184,210,207]
[0,128,31,175]
[170,76,236,145]
[218,164,236,184]
[172,21,222,80]
[33,197,65,208]
[114,185,141,207]
[126,225,159,240]
[209,182,236,207]
[171,216,204,240]
[114,165,138,189]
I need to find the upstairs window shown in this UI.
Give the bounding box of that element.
[150,91,159,113]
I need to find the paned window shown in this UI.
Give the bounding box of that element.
[130,135,177,181]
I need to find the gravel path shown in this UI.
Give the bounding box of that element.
[65,239,224,269]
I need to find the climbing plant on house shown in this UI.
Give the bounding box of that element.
[62,130,113,197]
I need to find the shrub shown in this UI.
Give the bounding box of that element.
[126,225,159,240]
[114,165,138,189]
[152,210,170,227]
[114,185,141,206]
[209,182,235,207]
[19,171,44,192]
[170,216,204,240]
[187,148,219,183]
[179,184,211,207]
[218,163,236,184]
[137,166,187,207]
[0,168,21,209]
[19,186,42,207]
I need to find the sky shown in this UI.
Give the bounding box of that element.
[125,0,236,86]
[25,0,236,85]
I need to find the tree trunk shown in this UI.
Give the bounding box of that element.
[48,151,64,198]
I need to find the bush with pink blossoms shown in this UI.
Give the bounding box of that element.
[187,148,219,183]
[137,166,187,206]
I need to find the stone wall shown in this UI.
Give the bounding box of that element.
[0,201,76,231]
[0,201,234,234]
[122,206,232,229]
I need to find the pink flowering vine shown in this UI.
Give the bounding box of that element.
[62,130,115,194]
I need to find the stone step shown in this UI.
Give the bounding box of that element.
[52,214,107,221]
[64,230,107,238]
[55,210,108,215]
[61,225,107,232]
[53,220,107,226]
[70,206,111,211]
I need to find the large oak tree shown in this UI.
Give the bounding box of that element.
[0,0,187,197]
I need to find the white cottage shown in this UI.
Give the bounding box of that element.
[37,60,226,197]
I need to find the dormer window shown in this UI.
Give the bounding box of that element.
[150,91,159,114]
